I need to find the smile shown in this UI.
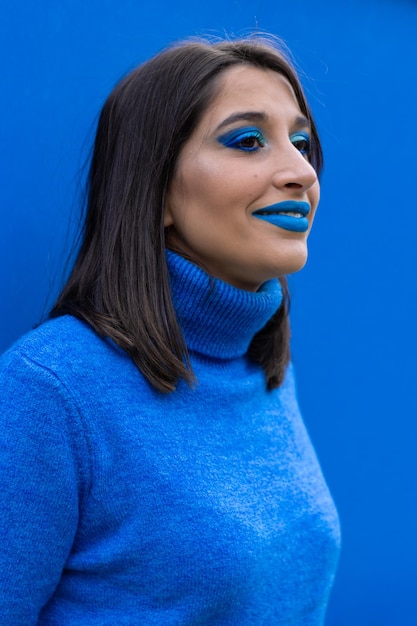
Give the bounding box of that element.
[252,201,310,233]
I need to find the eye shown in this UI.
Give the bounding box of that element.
[217,127,266,152]
[290,131,311,157]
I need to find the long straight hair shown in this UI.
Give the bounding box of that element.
[50,37,323,393]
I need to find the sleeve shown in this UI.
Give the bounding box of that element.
[0,348,91,624]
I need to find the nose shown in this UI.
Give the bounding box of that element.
[271,144,318,192]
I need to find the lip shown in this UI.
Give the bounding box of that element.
[252,201,311,233]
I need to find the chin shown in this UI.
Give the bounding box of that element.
[273,247,309,277]
[286,257,308,276]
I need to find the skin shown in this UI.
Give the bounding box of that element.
[164,65,320,292]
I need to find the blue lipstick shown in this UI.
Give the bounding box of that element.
[252,201,310,233]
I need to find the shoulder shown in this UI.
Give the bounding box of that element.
[0,315,112,431]
[0,315,152,420]
[0,315,129,381]
[3,315,104,363]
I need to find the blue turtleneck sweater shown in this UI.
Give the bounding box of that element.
[0,252,340,624]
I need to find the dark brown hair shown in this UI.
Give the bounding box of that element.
[50,36,323,393]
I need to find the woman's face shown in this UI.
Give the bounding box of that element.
[164,65,320,292]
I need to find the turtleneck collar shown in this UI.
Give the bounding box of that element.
[166,250,283,359]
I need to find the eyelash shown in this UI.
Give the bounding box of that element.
[218,127,266,152]
[217,127,312,157]
[290,131,311,157]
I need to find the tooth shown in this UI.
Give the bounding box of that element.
[255,211,304,217]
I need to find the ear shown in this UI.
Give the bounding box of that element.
[163,204,174,227]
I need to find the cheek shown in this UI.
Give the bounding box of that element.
[172,164,231,218]
[166,151,267,230]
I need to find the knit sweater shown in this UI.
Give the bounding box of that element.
[0,251,340,625]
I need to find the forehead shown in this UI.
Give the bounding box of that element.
[201,65,302,128]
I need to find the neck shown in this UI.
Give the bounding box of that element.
[166,250,283,359]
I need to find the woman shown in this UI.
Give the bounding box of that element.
[0,37,340,624]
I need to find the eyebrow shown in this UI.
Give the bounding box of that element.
[215,111,311,132]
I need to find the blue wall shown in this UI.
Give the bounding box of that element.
[2,1,416,623]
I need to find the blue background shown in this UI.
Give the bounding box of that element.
[1,1,416,623]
